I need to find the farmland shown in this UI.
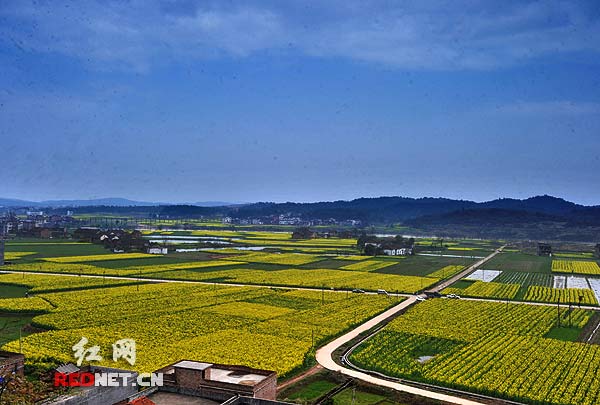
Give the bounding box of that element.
[443,281,520,300]
[4,233,600,404]
[0,272,397,377]
[552,260,600,275]
[0,234,480,293]
[442,250,600,305]
[350,299,599,405]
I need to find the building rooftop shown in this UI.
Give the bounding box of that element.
[172,360,213,371]
[168,360,272,387]
[208,368,268,386]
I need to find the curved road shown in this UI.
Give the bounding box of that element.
[5,247,591,402]
[315,248,505,405]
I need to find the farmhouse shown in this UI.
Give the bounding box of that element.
[38,360,285,405]
[152,360,277,401]
[382,247,413,256]
[147,247,168,255]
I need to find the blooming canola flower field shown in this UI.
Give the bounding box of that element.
[0,273,396,377]
[552,260,600,275]
[351,299,600,405]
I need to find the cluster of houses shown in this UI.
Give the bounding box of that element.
[73,228,161,254]
[364,242,415,256]
[291,227,358,240]
[222,215,361,227]
[361,236,416,257]
[0,212,75,239]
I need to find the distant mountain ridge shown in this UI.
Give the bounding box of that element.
[1,194,597,223]
[3,194,599,241]
[222,195,592,223]
[0,198,239,208]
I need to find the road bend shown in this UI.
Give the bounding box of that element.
[315,248,505,405]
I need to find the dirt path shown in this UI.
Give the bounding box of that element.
[277,364,323,392]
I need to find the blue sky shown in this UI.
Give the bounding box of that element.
[1,0,599,204]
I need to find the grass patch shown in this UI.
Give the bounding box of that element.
[374,255,474,277]
[0,285,28,298]
[332,388,387,405]
[7,243,108,259]
[545,326,582,342]
[0,315,35,346]
[484,253,551,273]
[285,380,338,402]
[448,280,476,289]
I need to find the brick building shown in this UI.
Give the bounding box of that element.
[154,360,278,401]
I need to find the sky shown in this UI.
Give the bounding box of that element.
[1,0,600,205]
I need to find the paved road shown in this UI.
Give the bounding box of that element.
[315,296,486,405]
[315,248,505,405]
[428,246,504,293]
[3,250,594,403]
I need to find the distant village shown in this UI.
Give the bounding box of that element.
[221,213,361,227]
[0,211,76,238]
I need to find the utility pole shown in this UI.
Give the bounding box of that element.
[569,303,572,327]
[0,237,5,267]
[557,297,561,327]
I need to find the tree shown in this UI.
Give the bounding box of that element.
[364,244,381,256]
[291,227,315,239]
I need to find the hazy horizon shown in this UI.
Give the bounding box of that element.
[1,192,598,207]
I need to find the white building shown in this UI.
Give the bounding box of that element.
[383,247,413,256]
[148,247,168,255]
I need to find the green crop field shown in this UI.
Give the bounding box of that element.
[440,251,600,303]
[374,255,474,277]
[484,252,552,273]
[5,242,109,258]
